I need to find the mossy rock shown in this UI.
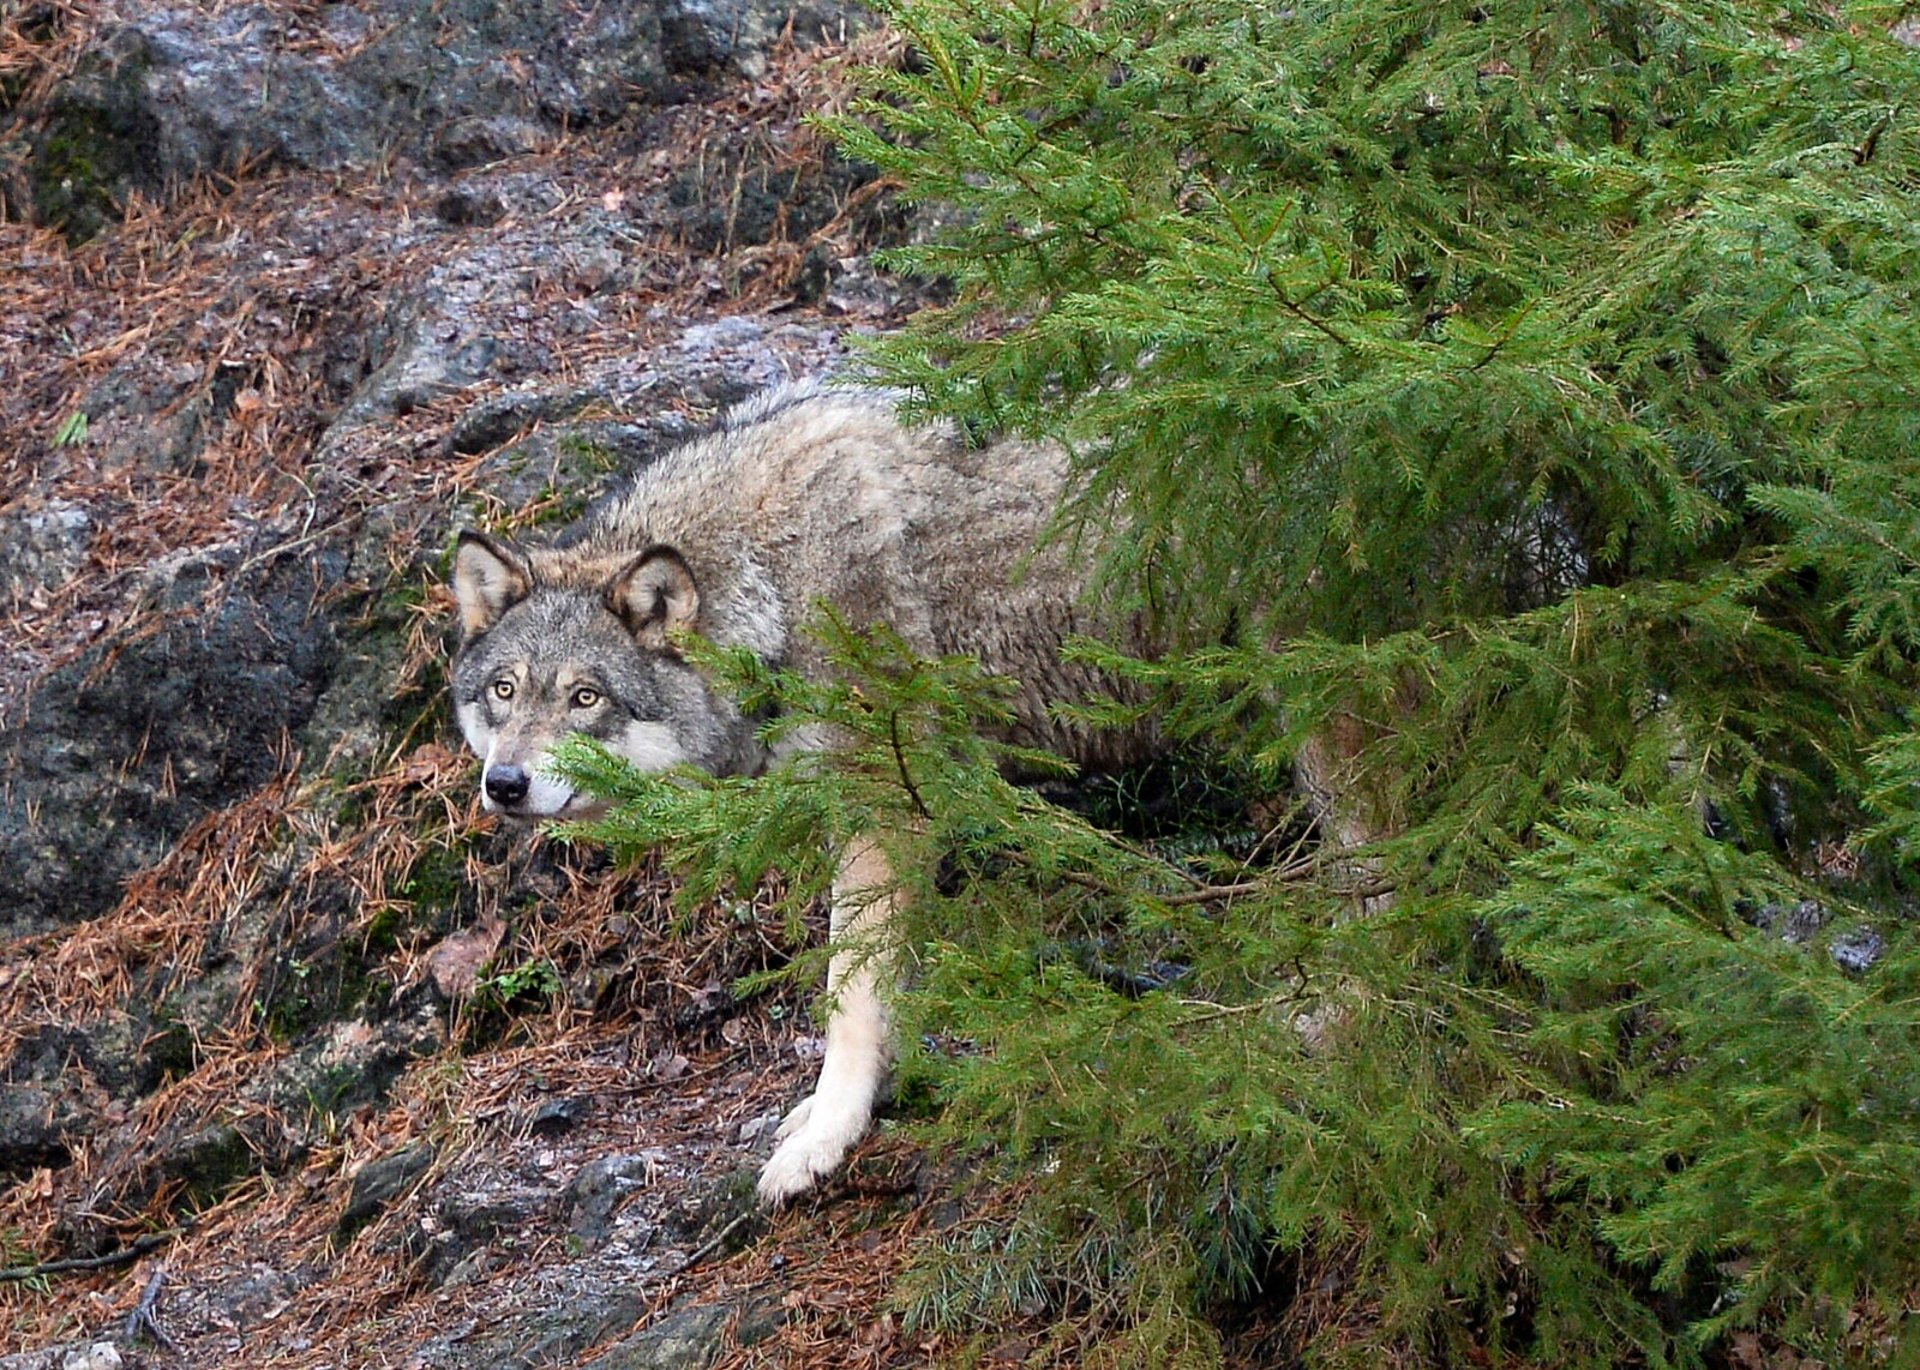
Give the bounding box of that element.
[161,1123,257,1205]
[31,32,161,243]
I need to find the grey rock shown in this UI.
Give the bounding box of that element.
[732,1291,789,1348]
[662,0,771,76]
[528,1095,591,1136]
[565,1151,668,1246]
[1748,899,1829,944]
[0,1345,120,1370]
[58,1347,122,1370]
[677,317,766,353]
[7,1000,440,1241]
[471,1286,650,1368]
[65,359,201,476]
[1830,925,1886,976]
[0,501,92,607]
[7,1019,149,1098]
[0,1017,151,1178]
[1749,903,1888,975]
[328,244,565,429]
[339,1141,437,1239]
[450,412,681,535]
[660,0,832,79]
[25,0,869,237]
[793,241,838,303]
[663,0,865,79]
[0,1085,76,1177]
[262,1014,446,1123]
[29,0,654,236]
[735,1109,782,1144]
[431,115,549,172]
[207,1264,313,1331]
[155,1122,259,1203]
[447,386,616,456]
[434,1246,494,1288]
[582,1302,730,1370]
[414,1186,547,1287]
[289,500,453,784]
[662,1166,764,1252]
[0,541,344,939]
[666,144,886,255]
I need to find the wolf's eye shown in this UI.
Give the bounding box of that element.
[491,679,515,701]
[570,686,602,710]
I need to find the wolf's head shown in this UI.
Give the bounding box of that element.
[448,530,750,819]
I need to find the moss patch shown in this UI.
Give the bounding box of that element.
[32,40,162,242]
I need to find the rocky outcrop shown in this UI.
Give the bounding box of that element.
[12,0,866,240]
[0,538,343,941]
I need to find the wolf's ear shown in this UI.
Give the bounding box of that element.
[452,530,532,637]
[607,546,700,649]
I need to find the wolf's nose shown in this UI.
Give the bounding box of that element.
[484,764,530,807]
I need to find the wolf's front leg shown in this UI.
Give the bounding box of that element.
[757,837,897,1205]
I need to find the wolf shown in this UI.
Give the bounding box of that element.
[448,382,1154,1204]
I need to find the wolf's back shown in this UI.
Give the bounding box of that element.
[568,383,1148,766]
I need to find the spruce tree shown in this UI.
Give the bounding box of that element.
[567,2,1920,1363]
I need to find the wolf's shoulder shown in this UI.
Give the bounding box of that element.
[645,381,964,501]
[715,379,909,432]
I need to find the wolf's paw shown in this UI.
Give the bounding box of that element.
[771,1094,814,1143]
[755,1092,867,1206]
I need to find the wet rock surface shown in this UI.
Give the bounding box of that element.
[583,1300,734,1370]
[566,1151,671,1247]
[0,540,345,940]
[9,0,870,241]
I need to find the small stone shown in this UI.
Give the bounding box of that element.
[735,1110,781,1144]
[426,916,507,999]
[530,1096,591,1136]
[437,1247,492,1288]
[1746,899,1829,944]
[1830,925,1886,976]
[337,1141,436,1240]
[565,1152,666,1246]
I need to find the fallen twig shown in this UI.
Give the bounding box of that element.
[124,1264,184,1353]
[670,1210,756,1278]
[0,1230,183,1283]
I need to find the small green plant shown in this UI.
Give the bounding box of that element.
[473,957,563,1011]
[50,411,87,447]
[0,1227,49,1290]
[455,954,567,1050]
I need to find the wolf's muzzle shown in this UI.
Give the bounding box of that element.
[484,764,531,808]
